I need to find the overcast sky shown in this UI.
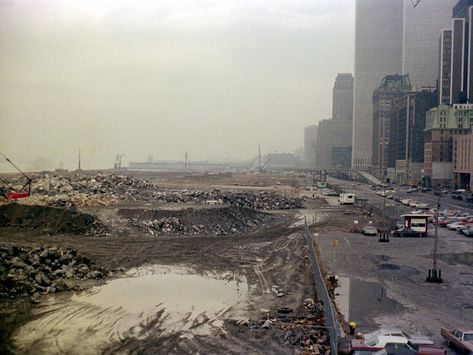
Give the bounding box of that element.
[0,0,354,171]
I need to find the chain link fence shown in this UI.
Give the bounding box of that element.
[303,219,338,354]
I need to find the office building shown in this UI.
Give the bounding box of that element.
[424,103,473,186]
[304,125,317,169]
[372,74,411,179]
[438,29,453,104]
[453,132,473,189]
[388,88,437,185]
[353,0,404,170]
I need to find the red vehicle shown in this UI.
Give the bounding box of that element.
[441,327,473,354]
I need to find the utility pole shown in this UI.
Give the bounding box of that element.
[258,145,262,173]
[185,152,188,170]
[427,195,443,283]
[78,149,81,170]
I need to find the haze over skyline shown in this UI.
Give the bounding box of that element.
[0,0,354,171]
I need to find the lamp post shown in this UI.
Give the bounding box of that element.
[427,195,442,283]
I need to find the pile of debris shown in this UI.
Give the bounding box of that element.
[0,204,107,236]
[236,298,331,354]
[2,173,303,210]
[120,206,273,236]
[0,244,108,300]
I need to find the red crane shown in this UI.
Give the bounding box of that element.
[0,152,32,201]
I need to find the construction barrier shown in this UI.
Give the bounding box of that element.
[303,218,339,354]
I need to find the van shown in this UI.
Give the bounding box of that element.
[339,193,355,205]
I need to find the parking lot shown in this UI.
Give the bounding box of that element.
[316,223,473,349]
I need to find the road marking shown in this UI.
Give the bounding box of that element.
[344,237,350,246]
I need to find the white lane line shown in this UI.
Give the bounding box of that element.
[344,237,350,246]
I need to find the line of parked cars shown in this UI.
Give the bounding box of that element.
[351,326,473,354]
[433,210,473,237]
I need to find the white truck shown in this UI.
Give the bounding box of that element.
[339,193,355,205]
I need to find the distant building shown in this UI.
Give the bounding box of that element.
[265,153,298,170]
[424,104,473,186]
[388,88,437,185]
[304,125,317,169]
[315,74,354,170]
[453,132,473,190]
[372,74,411,179]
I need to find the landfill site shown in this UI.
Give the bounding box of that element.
[1,170,473,355]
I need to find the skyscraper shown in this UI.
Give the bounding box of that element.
[304,125,317,169]
[353,0,404,170]
[353,0,455,170]
[402,0,457,88]
[438,29,453,104]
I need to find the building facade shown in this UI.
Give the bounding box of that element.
[388,88,437,185]
[402,0,457,88]
[453,132,473,190]
[372,74,411,179]
[353,0,404,170]
[424,104,473,186]
[304,125,317,169]
[438,29,453,104]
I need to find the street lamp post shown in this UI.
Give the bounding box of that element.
[427,195,442,283]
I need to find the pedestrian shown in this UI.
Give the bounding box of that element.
[348,321,357,335]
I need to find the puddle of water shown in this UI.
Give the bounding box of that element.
[14,265,248,355]
[439,252,473,266]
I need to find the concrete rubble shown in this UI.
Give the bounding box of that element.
[1,173,303,211]
[0,244,108,301]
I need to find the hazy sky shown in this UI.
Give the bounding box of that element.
[0,0,354,171]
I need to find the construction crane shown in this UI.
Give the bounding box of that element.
[411,0,421,8]
[0,152,32,201]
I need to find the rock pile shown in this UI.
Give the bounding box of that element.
[121,206,273,236]
[0,244,108,300]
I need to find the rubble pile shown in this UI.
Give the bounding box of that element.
[236,298,331,354]
[2,173,303,210]
[120,206,273,236]
[0,204,107,236]
[0,244,108,300]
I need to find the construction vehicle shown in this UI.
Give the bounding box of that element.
[0,152,32,201]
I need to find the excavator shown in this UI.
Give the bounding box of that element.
[0,152,32,201]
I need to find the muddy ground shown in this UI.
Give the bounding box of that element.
[0,172,347,354]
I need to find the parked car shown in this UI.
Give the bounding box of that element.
[406,187,418,193]
[362,226,378,236]
[462,227,473,237]
[351,328,440,354]
[441,327,473,354]
[446,221,465,231]
[391,227,423,238]
[422,187,431,192]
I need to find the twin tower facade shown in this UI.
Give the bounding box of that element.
[353,0,457,170]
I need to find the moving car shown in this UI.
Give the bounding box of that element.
[362,226,378,236]
[441,327,473,354]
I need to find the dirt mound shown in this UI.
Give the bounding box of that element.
[118,206,274,236]
[0,204,107,236]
